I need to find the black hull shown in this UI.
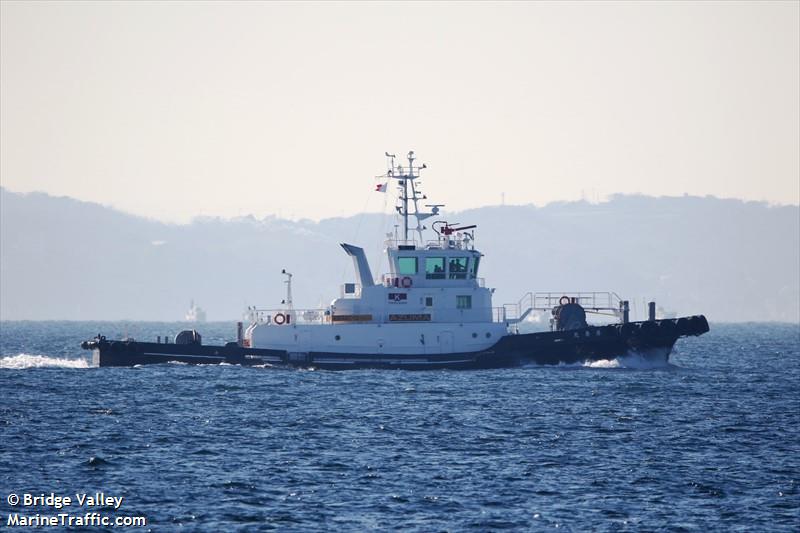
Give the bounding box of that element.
[81,316,709,370]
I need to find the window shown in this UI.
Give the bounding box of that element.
[425,257,445,279]
[398,257,418,275]
[470,257,481,279]
[457,295,472,309]
[425,296,434,307]
[448,257,469,279]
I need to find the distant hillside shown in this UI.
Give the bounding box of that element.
[1,187,798,322]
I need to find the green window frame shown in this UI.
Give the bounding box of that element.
[456,295,472,309]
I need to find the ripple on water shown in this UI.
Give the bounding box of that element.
[1,321,798,531]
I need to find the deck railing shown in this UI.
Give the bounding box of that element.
[498,291,623,326]
[246,308,330,325]
[532,292,622,315]
[246,292,622,327]
[383,237,476,251]
[502,292,534,323]
[380,274,485,287]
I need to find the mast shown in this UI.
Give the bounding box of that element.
[404,151,414,241]
[383,150,438,245]
[402,164,409,241]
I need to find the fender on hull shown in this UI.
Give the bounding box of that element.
[81,316,709,370]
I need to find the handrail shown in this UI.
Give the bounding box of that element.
[532,292,622,314]
[500,291,623,326]
[492,307,507,323]
[246,308,330,325]
[501,292,534,324]
[380,273,485,287]
[384,237,476,251]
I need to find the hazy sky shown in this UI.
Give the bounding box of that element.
[1,1,798,222]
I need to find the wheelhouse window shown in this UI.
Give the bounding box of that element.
[398,257,418,275]
[425,257,445,279]
[470,257,481,279]
[448,257,469,279]
[457,295,472,309]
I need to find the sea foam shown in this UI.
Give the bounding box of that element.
[0,353,90,369]
[584,349,675,370]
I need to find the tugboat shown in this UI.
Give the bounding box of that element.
[81,151,709,369]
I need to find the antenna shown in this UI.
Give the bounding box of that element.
[281,269,293,310]
[382,150,441,244]
[425,204,444,215]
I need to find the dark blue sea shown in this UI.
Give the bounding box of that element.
[1,321,798,531]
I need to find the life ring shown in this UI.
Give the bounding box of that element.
[401,276,413,288]
[559,295,570,306]
[274,313,287,325]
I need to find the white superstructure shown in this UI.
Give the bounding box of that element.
[244,151,519,356]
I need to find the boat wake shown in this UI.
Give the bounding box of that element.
[522,348,677,370]
[0,354,90,369]
[583,349,676,370]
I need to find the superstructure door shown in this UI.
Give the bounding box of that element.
[440,331,454,354]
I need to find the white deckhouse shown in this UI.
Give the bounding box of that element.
[244,151,523,361]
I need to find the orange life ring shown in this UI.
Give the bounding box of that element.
[274,313,287,325]
[401,276,413,288]
[559,295,570,306]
